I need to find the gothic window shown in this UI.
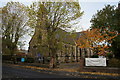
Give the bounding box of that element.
[79,48,81,57]
[38,34,42,40]
[33,45,37,48]
[65,45,67,48]
[84,48,87,57]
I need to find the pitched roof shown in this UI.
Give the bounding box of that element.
[55,28,81,45]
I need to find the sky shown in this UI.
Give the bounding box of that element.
[1,0,119,50]
[79,2,118,31]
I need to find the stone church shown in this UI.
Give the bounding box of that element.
[28,26,94,63]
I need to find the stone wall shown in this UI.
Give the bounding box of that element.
[56,43,93,63]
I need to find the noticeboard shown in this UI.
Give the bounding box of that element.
[85,58,106,66]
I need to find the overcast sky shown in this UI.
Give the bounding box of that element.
[1,0,119,50]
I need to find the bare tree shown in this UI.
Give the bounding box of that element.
[2,2,29,58]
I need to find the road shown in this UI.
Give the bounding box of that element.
[2,64,118,80]
[2,64,73,78]
[2,64,88,79]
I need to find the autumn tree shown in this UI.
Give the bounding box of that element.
[27,2,83,68]
[90,4,120,58]
[2,2,28,57]
[76,27,118,56]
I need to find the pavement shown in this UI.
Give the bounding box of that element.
[2,63,120,80]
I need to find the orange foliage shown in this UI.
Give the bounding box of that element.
[76,27,118,55]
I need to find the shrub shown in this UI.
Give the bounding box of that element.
[2,55,12,61]
[106,53,113,59]
[91,54,98,58]
[25,57,34,63]
[108,58,120,68]
[16,57,21,62]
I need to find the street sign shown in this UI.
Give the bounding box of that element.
[21,58,25,62]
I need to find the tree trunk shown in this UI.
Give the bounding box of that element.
[11,43,17,64]
[79,58,84,71]
[49,57,56,68]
